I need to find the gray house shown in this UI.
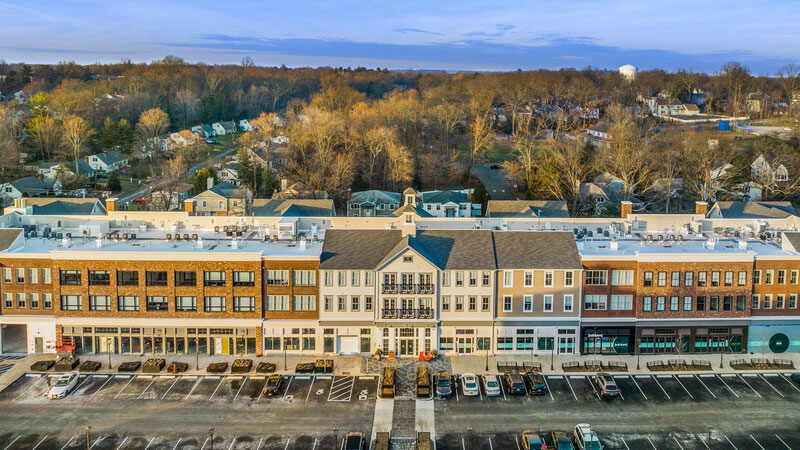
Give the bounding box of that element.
[347,190,401,217]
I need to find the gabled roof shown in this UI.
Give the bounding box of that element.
[486,200,569,218]
[8,176,55,196]
[320,229,403,269]
[25,198,106,215]
[207,181,249,199]
[587,121,611,133]
[348,190,401,205]
[40,160,93,175]
[421,190,470,205]
[408,230,495,270]
[221,120,235,130]
[392,203,432,217]
[710,201,797,219]
[0,229,22,252]
[493,231,582,270]
[93,150,126,165]
[250,199,335,217]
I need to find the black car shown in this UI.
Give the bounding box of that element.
[262,374,283,395]
[504,372,526,395]
[524,371,547,395]
[345,432,365,450]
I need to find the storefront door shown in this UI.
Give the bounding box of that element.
[457,337,474,354]
[558,336,575,355]
[399,339,416,355]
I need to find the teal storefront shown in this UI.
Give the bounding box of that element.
[747,320,800,354]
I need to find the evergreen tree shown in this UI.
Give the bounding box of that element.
[472,179,491,216]
[192,167,217,194]
[107,170,121,192]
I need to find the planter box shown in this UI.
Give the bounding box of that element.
[79,361,101,373]
[207,362,228,373]
[118,361,141,372]
[256,362,276,374]
[314,359,333,374]
[295,362,315,374]
[142,358,166,374]
[54,357,79,372]
[166,362,188,374]
[231,359,252,374]
[30,360,55,372]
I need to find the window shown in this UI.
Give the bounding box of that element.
[3,293,10,308]
[175,296,197,312]
[442,272,450,286]
[323,271,333,286]
[116,296,139,311]
[293,270,316,286]
[482,296,490,312]
[683,296,692,311]
[469,271,477,287]
[670,296,679,311]
[792,271,798,285]
[656,296,665,311]
[751,294,760,309]
[338,271,347,286]
[146,296,168,311]
[657,272,667,287]
[204,271,226,287]
[523,295,533,312]
[543,295,553,312]
[88,270,110,286]
[722,295,732,311]
[365,271,374,287]
[15,268,23,283]
[146,271,168,286]
[585,270,607,285]
[503,271,513,287]
[609,295,632,310]
[736,295,746,311]
[496,337,513,351]
[29,293,38,308]
[611,270,633,286]
[16,293,24,308]
[482,272,491,287]
[697,272,707,287]
[564,295,574,312]
[89,295,111,311]
[234,296,256,312]
[753,270,761,284]
[2,268,10,283]
[204,296,226,312]
[565,271,573,287]
[42,268,51,284]
[338,296,346,311]
[778,270,786,284]
[60,270,81,285]
[439,337,454,351]
[738,271,747,286]
[175,271,196,286]
[266,270,289,285]
[776,294,785,309]
[454,272,465,287]
[671,272,680,287]
[523,270,533,287]
[789,294,797,309]
[43,293,52,309]
[365,296,373,312]
[233,271,255,286]
[266,295,289,311]
[643,271,653,287]
[709,296,720,311]
[351,296,360,311]
[441,296,450,311]
[684,271,694,286]
[642,296,652,312]
[60,295,81,310]
[503,295,512,312]
[351,271,360,287]
[697,296,706,311]
[117,270,139,286]
[303,337,316,351]
[323,296,333,312]
[765,270,773,285]
[724,271,733,286]
[28,268,38,284]
[469,296,477,311]
[455,296,464,311]
[584,295,607,310]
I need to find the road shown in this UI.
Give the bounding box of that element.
[473,165,516,200]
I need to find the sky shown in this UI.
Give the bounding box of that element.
[1,0,799,74]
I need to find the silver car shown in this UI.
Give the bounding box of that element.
[47,371,80,399]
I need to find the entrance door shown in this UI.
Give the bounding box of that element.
[399,339,416,356]
[34,337,43,353]
[457,337,474,354]
[558,336,575,355]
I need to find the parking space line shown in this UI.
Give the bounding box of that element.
[499,375,507,401]
[514,436,521,450]
[488,437,493,450]
[672,436,685,450]
[89,436,105,450]
[651,375,671,399]
[646,436,657,450]
[775,434,792,449]
[724,435,739,450]
[2,435,19,450]
[31,436,48,450]
[542,376,554,401]
[228,438,236,450]
[306,376,316,401]
[199,437,208,450]
[185,377,203,400]
[564,376,577,401]
[144,437,155,450]
[478,381,483,401]
[232,376,248,402]
[673,375,694,399]
[283,439,290,450]
[736,374,762,398]
[59,437,75,450]
[113,376,135,399]
[171,438,181,450]
[631,376,648,400]
[694,375,716,399]
[209,377,225,400]
[311,439,316,450]
[715,375,740,398]
[161,377,181,400]
[16,374,48,399]
[282,376,294,401]
[780,373,800,392]
[115,437,128,450]
[758,374,784,397]
[257,438,264,450]
[620,437,630,450]
[74,375,93,392]
[749,435,765,450]
[586,376,602,400]
[137,377,157,400]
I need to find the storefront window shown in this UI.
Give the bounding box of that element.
[536,337,553,351]
[324,337,335,353]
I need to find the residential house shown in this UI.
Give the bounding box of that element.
[273,181,328,200]
[417,188,475,218]
[251,199,336,217]
[139,136,168,156]
[586,122,612,147]
[0,175,61,200]
[185,179,251,216]
[203,124,215,138]
[579,173,644,217]
[706,201,797,219]
[38,160,93,179]
[216,167,240,186]
[4,197,106,216]
[346,190,401,217]
[169,130,199,149]
[13,90,27,103]
[238,120,253,131]
[191,125,203,135]
[86,150,128,175]
[485,200,569,218]
[212,122,233,136]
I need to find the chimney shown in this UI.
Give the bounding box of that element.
[346,187,352,200]
[695,201,708,216]
[14,198,26,209]
[207,176,214,190]
[184,199,196,215]
[620,201,632,219]
[103,151,108,158]
[36,173,44,181]
[105,197,118,212]
[281,178,288,191]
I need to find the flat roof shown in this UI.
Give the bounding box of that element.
[578,235,794,261]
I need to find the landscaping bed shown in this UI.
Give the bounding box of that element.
[30,360,55,372]
[207,362,228,373]
[79,361,101,373]
[295,362,315,373]
[166,362,188,373]
[730,358,795,370]
[563,360,627,372]
[256,362,276,374]
[232,359,252,373]
[54,357,79,372]
[142,358,166,373]
[314,359,333,374]
[118,361,141,372]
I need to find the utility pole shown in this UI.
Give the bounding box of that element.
[85,426,91,450]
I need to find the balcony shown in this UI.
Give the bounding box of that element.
[381,308,435,320]
[382,283,398,294]
[417,307,434,319]
[382,308,398,319]
[417,283,434,294]
[398,308,416,319]
[400,283,416,294]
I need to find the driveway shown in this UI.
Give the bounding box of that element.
[474,165,516,200]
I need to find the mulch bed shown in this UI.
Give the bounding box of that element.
[166,362,188,373]
[315,359,333,373]
[118,361,141,372]
[30,360,55,372]
[256,362,276,374]
[207,362,228,373]
[142,358,166,373]
[79,361,101,373]
[54,357,79,372]
[295,362,315,373]
[231,359,252,374]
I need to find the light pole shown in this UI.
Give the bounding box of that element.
[467,427,472,450]
[85,426,91,450]
[196,337,200,370]
[550,338,555,371]
[720,339,727,369]
[706,425,713,447]
[332,427,338,450]
[208,427,215,450]
[484,339,489,372]
[636,338,641,370]
[284,339,288,371]
[107,337,113,369]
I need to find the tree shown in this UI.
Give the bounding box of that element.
[55,166,88,192]
[193,167,217,194]
[539,140,592,215]
[151,154,186,210]
[680,132,734,203]
[720,62,751,117]
[749,138,800,200]
[779,63,800,117]
[61,115,93,176]
[384,141,412,191]
[27,115,62,160]
[468,113,494,179]
[363,126,394,188]
[472,179,490,216]
[237,148,263,196]
[601,105,653,201]
[107,170,121,192]
[135,108,170,157]
[505,133,542,197]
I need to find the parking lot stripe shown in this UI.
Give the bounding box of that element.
[115,437,128,450]
[17,375,47,400]
[74,375,93,392]
[488,437,493,450]
[736,374,762,398]
[144,437,155,450]
[631,376,648,400]
[779,373,800,392]
[542,376,554,401]
[759,374,784,397]
[257,438,264,450]
[232,376,248,402]
[185,377,203,400]
[586,376,602,400]
[651,375,671,399]
[171,438,181,450]
[209,377,225,400]
[31,436,48,450]
[672,436,685,450]
[498,375,507,401]
[564,376,578,400]
[672,375,693,399]
[283,439,290,450]
[282,376,293,401]
[228,438,236,450]
[161,377,180,400]
[306,376,316,401]
[694,375,716,399]
[646,436,657,450]
[2,435,19,450]
[311,439,317,450]
[59,437,75,450]
[514,436,521,450]
[114,376,135,399]
[775,434,792,449]
[715,375,740,398]
[138,377,157,400]
[620,437,630,450]
[89,436,105,449]
[749,435,765,450]
[199,438,208,450]
[724,435,739,450]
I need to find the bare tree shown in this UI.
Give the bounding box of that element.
[749,141,800,200]
[61,114,93,176]
[468,113,494,179]
[364,127,394,188]
[681,133,734,203]
[601,105,653,201]
[241,56,255,75]
[779,63,800,117]
[385,141,413,191]
[151,154,187,211]
[135,108,170,157]
[540,140,591,215]
[720,62,751,117]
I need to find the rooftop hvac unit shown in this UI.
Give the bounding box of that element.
[231,239,239,250]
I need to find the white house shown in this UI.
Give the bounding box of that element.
[0,175,62,199]
[38,160,93,179]
[212,122,227,136]
[238,119,254,131]
[752,154,789,183]
[191,125,203,135]
[413,187,475,218]
[216,167,240,185]
[87,150,128,175]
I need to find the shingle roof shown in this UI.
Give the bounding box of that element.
[251,199,334,217]
[348,190,401,205]
[320,229,403,269]
[94,150,126,165]
[712,201,797,219]
[407,230,495,270]
[208,181,248,199]
[486,200,569,218]
[9,176,54,196]
[25,198,106,215]
[392,203,432,217]
[40,160,93,176]
[421,190,469,205]
[783,232,800,253]
[0,228,22,252]
[493,231,582,270]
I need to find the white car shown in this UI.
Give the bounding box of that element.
[574,423,602,450]
[460,373,480,396]
[482,374,501,397]
[47,371,80,399]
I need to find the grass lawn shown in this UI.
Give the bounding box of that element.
[749,119,800,127]
[455,140,519,162]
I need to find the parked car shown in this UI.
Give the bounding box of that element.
[482,374,501,396]
[262,374,283,395]
[344,432,365,450]
[206,138,217,144]
[490,163,500,169]
[791,373,800,386]
[132,198,148,204]
[593,373,621,399]
[521,430,547,450]
[525,371,547,395]
[504,372,527,395]
[573,424,602,450]
[435,371,453,398]
[551,431,574,450]
[47,371,79,399]
[461,373,480,396]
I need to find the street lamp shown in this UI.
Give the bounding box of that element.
[636,338,641,370]
[284,338,288,371]
[85,426,91,450]
[196,337,200,370]
[706,425,713,447]
[107,337,113,369]
[208,427,215,450]
[550,338,555,371]
[467,427,472,450]
[332,427,338,450]
[484,338,489,372]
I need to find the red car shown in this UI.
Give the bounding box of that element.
[132,198,148,204]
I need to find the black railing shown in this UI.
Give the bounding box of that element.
[382,283,398,294]
[400,283,416,294]
[418,283,434,294]
[381,308,435,319]
[382,309,398,319]
[417,307,434,319]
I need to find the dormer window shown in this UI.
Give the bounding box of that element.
[406,195,414,204]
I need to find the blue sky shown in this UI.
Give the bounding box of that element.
[1,0,799,73]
